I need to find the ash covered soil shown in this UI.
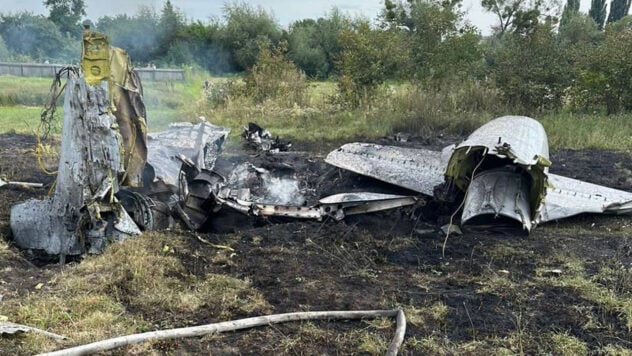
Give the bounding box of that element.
[1,132,632,354]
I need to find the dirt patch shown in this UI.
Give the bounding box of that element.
[1,133,631,354]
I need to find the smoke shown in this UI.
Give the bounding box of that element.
[262,176,305,206]
[227,162,305,206]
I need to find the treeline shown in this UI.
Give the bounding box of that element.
[1,0,632,114]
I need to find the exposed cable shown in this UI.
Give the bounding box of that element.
[442,148,488,257]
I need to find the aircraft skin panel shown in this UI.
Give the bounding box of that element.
[540,173,632,222]
[456,115,550,166]
[325,143,445,196]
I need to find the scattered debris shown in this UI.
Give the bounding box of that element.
[242,122,291,152]
[9,30,632,260]
[440,224,462,236]
[0,321,66,340]
[0,178,43,189]
[539,269,563,277]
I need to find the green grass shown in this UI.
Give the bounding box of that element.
[0,233,270,354]
[2,74,632,151]
[540,112,632,150]
[0,106,51,134]
[0,76,52,107]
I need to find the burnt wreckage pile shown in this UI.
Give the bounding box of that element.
[8,34,632,259]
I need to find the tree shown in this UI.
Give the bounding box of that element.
[286,19,328,78]
[380,0,482,82]
[336,21,412,106]
[560,0,580,28]
[157,0,185,58]
[607,0,632,24]
[0,12,68,61]
[286,9,352,79]
[589,0,608,29]
[219,2,281,72]
[481,0,545,35]
[489,22,571,112]
[244,41,308,106]
[44,0,86,38]
[177,20,233,73]
[96,8,161,64]
[0,35,11,61]
[558,13,602,46]
[572,18,632,113]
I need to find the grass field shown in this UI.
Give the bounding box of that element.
[1,74,632,151]
[1,74,632,354]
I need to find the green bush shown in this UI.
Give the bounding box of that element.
[244,41,308,107]
[570,23,632,114]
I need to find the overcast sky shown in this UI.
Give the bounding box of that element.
[2,0,595,36]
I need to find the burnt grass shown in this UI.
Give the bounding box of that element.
[1,132,632,354]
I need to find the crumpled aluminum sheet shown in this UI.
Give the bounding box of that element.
[461,168,532,231]
[540,173,632,222]
[146,121,230,186]
[325,143,446,196]
[456,115,550,166]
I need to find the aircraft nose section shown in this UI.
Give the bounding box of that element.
[461,167,532,233]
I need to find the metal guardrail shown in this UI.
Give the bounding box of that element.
[0,62,185,81]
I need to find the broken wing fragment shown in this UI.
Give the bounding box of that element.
[325,115,632,232]
[540,173,632,222]
[325,143,446,196]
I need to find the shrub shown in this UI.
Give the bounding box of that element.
[243,41,308,107]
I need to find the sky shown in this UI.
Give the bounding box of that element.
[2,0,595,36]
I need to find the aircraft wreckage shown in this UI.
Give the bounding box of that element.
[8,32,632,258]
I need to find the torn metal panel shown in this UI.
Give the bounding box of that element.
[146,121,230,187]
[461,168,532,231]
[325,143,446,196]
[454,115,550,167]
[319,193,418,220]
[11,72,139,256]
[540,173,632,222]
[445,116,551,224]
[109,47,148,187]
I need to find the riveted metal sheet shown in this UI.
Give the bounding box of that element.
[456,115,549,166]
[325,143,445,196]
[540,173,632,222]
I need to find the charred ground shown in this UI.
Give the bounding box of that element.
[1,132,631,354]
